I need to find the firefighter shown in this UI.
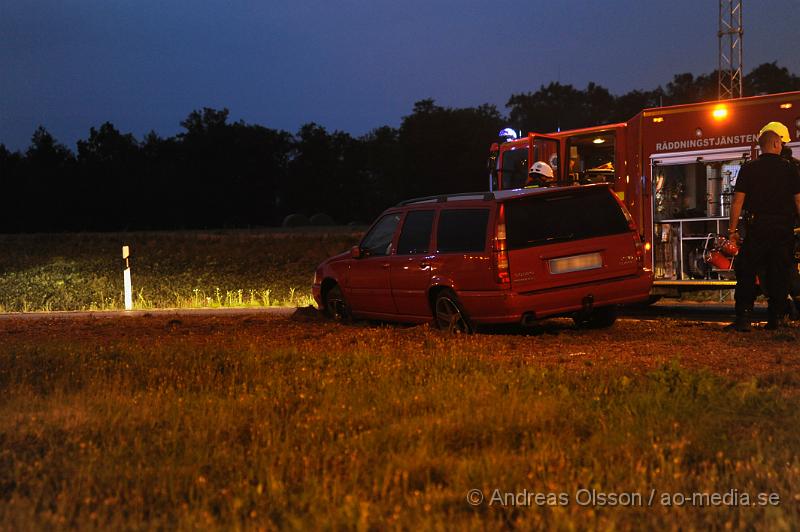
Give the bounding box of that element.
[728,121,800,331]
[525,161,555,188]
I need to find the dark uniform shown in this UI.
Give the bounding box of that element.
[782,147,800,315]
[734,153,800,321]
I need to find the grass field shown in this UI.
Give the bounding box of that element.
[2,229,799,529]
[1,312,799,530]
[0,229,363,312]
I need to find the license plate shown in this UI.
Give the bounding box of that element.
[549,252,603,274]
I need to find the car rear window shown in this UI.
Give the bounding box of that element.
[397,210,434,255]
[505,187,630,250]
[436,209,489,253]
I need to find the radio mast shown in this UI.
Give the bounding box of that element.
[718,0,743,99]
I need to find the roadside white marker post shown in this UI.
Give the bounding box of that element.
[122,245,133,311]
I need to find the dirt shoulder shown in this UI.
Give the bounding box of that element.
[2,309,798,387]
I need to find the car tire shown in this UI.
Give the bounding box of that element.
[324,284,351,323]
[573,306,617,329]
[433,289,473,334]
[646,295,662,306]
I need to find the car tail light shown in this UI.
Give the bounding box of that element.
[493,204,510,285]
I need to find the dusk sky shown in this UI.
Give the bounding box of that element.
[2,0,799,151]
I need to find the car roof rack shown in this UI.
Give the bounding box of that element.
[397,191,495,207]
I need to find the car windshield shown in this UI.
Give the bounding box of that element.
[505,187,630,250]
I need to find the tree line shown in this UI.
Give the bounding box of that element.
[1,62,798,232]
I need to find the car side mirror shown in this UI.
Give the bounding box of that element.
[350,245,362,259]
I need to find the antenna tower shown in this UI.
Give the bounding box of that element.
[718,0,743,99]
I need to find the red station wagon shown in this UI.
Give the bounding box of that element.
[312,184,653,332]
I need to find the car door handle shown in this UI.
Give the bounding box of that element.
[382,263,390,269]
[419,261,430,269]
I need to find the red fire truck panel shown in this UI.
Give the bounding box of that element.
[490,91,800,292]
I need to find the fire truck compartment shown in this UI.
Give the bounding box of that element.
[651,142,799,285]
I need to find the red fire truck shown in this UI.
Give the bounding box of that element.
[488,91,800,295]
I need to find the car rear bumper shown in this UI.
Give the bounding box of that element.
[458,272,653,324]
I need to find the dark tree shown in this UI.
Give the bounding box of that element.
[140,131,182,228]
[2,62,800,233]
[180,108,230,137]
[0,144,24,231]
[399,99,504,198]
[22,127,76,231]
[76,122,142,229]
[228,122,293,225]
[506,82,617,134]
[171,108,294,227]
[745,62,800,96]
[285,123,367,223]
[610,88,665,122]
[175,108,238,227]
[26,126,74,169]
[662,72,717,104]
[360,126,403,219]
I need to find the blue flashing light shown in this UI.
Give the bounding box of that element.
[499,128,518,141]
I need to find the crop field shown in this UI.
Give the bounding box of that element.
[1,310,800,530]
[0,229,363,312]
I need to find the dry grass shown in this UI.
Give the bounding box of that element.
[1,312,799,530]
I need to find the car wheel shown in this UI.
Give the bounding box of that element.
[324,284,351,322]
[433,289,473,334]
[645,295,662,306]
[573,306,617,329]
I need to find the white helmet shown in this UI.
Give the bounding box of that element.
[529,161,554,179]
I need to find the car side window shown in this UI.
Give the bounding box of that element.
[361,213,401,257]
[396,210,434,255]
[436,209,490,253]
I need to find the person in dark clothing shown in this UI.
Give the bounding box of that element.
[781,145,800,319]
[728,122,800,331]
[781,145,800,171]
